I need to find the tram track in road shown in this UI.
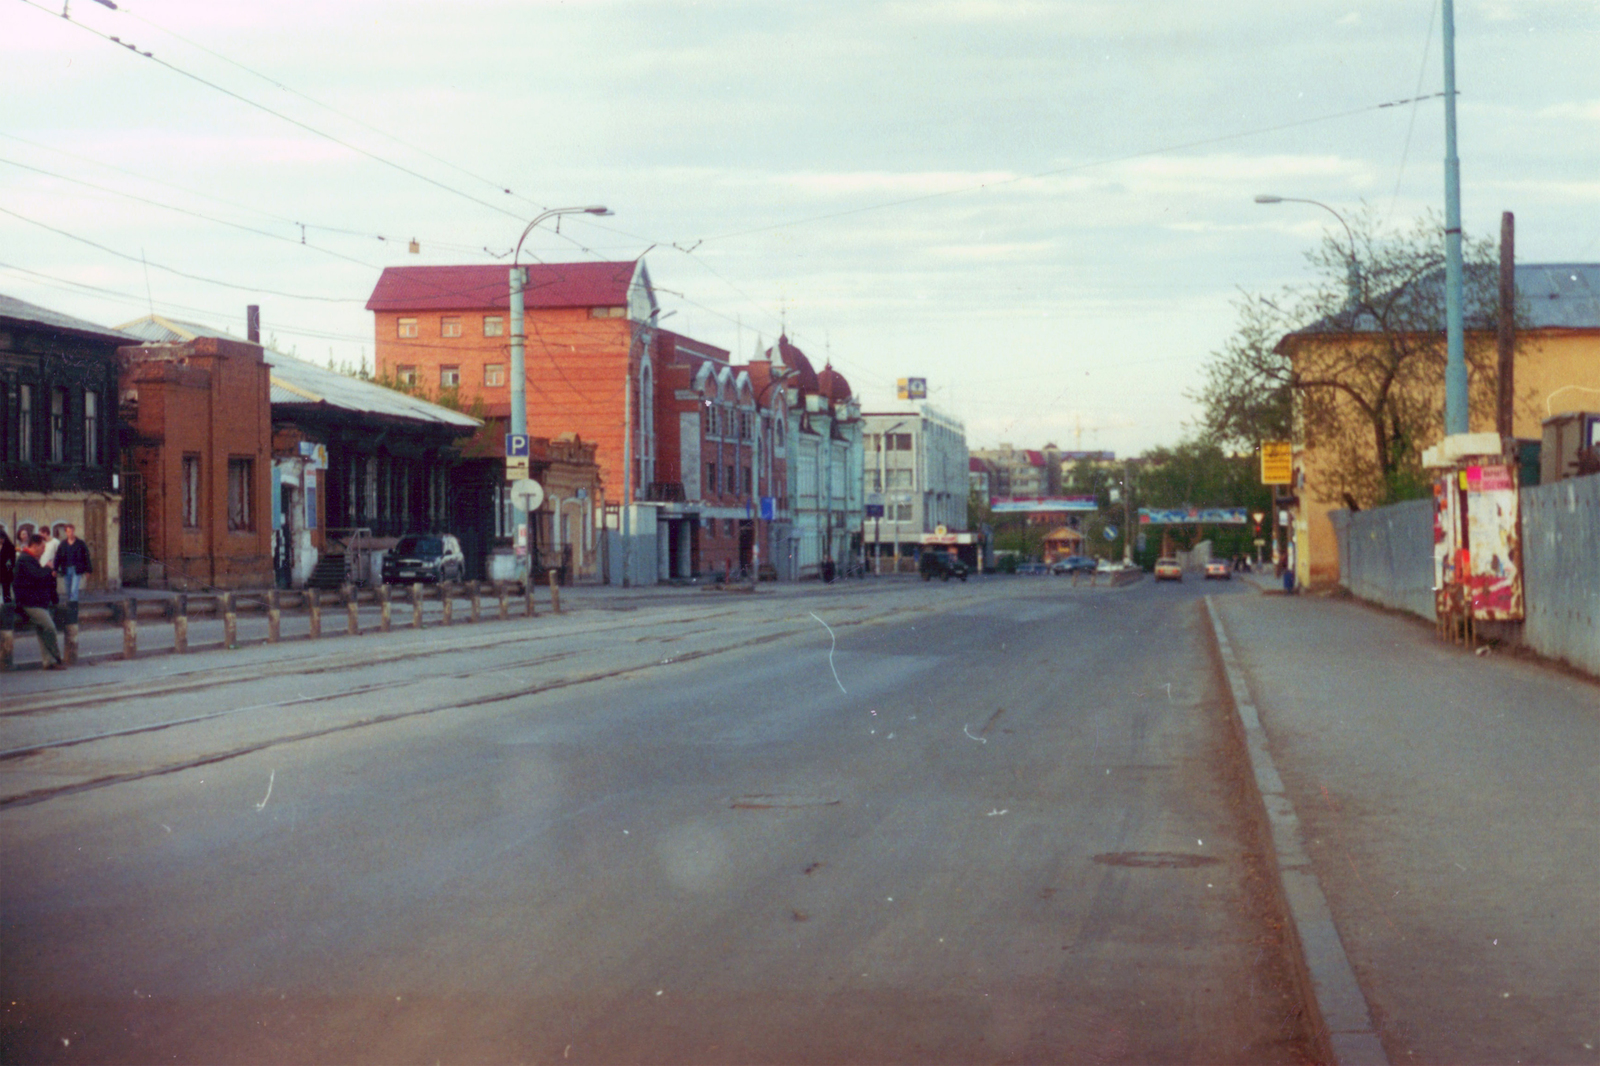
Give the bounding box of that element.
[0,589,978,810]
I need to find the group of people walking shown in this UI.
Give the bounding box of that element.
[0,523,93,671]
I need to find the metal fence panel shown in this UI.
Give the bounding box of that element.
[1331,499,1436,620]
[1520,473,1600,676]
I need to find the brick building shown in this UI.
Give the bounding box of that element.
[117,335,274,589]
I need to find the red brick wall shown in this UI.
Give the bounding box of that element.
[373,307,634,501]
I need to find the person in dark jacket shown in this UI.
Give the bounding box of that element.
[15,534,65,670]
[57,523,92,604]
[0,528,15,605]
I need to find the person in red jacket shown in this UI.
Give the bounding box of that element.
[15,533,65,670]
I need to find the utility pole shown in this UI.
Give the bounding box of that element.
[1442,0,1469,435]
[1121,459,1134,567]
[1497,211,1516,438]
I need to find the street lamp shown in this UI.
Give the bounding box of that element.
[508,205,611,586]
[1254,194,1359,309]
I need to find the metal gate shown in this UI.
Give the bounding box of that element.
[119,471,146,557]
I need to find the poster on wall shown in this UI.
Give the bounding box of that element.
[1462,463,1523,620]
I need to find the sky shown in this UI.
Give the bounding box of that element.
[5,0,1597,458]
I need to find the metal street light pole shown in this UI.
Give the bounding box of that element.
[1441,0,1469,435]
[1255,194,1359,307]
[507,205,610,587]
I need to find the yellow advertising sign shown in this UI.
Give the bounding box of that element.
[1260,441,1293,485]
[897,377,927,400]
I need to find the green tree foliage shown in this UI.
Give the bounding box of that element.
[1196,209,1511,506]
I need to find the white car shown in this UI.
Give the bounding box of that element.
[1204,561,1231,580]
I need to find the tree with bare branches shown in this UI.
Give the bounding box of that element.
[1196,210,1512,506]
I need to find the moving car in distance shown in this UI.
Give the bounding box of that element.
[1154,556,1183,581]
[382,533,466,585]
[1204,560,1232,580]
[1050,555,1098,575]
[920,552,970,582]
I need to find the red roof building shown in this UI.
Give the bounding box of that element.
[365,260,656,514]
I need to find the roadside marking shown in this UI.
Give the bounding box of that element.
[808,612,847,694]
[1204,596,1389,1066]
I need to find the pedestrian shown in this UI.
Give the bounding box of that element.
[39,524,61,568]
[0,527,15,605]
[15,533,65,670]
[57,523,92,604]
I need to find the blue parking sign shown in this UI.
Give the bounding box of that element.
[504,434,530,458]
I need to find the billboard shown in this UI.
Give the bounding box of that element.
[1139,507,1249,525]
[897,377,927,400]
[991,496,1099,514]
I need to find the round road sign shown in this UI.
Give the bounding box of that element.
[510,478,545,510]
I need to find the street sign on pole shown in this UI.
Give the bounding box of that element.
[1260,441,1293,485]
[511,478,544,511]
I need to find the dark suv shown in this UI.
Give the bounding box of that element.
[919,551,969,582]
[382,534,466,585]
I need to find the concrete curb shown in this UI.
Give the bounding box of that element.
[1204,596,1389,1066]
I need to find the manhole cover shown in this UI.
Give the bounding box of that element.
[728,794,841,810]
[1092,851,1220,869]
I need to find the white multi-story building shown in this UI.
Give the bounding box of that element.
[862,404,970,570]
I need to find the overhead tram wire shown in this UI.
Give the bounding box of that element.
[683,92,1451,247]
[16,0,530,224]
[0,157,382,270]
[0,132,488,255]
[0,206,363,303]
[116,6,547,215]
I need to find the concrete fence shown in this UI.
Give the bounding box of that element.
[1329,499,1436,621]
[1331,472,1600,677]
[1520,474,1600,677]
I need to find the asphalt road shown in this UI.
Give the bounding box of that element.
[1,574,1314,1064]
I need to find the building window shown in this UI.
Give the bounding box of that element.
[227,457,254,531]
[18,384,33,463]
[50,387,67,463]
[397,365,418,386]
[726,465,736,496]
[440,365,461,388]
[774,411,785,446]
[441,316,462,338]
[742,466,752,494]
[483,316,504,337]
[83,389,99,467]
[893,504,914,522]
[724,518,735,539]
[397,318,418,339]
[484,364,505,387]
[707,462,718,493]
[182,454,201,528]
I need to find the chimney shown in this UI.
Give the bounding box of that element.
[247,304,260,345]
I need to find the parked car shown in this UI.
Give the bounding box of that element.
[1014,562,1051,576]
[920,552,970,582]
[1154,556,1183,581]
[1050,555,1098,575]
[1204,560,1231,580]
[382,533,466,585]
[1096,558,1123,573]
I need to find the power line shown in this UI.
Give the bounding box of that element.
[0,205,364,303]
[1,156,382,269]
[117,6,548,215]
[16,0,532,224]
[689,92,1452,246]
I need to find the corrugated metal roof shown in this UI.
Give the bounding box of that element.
[0,293,140,344]
[115,314,479,429]
[365,260,641,313]
[1298,262,1600,335]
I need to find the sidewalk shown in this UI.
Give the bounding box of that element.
[1210,591,1600,1064]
